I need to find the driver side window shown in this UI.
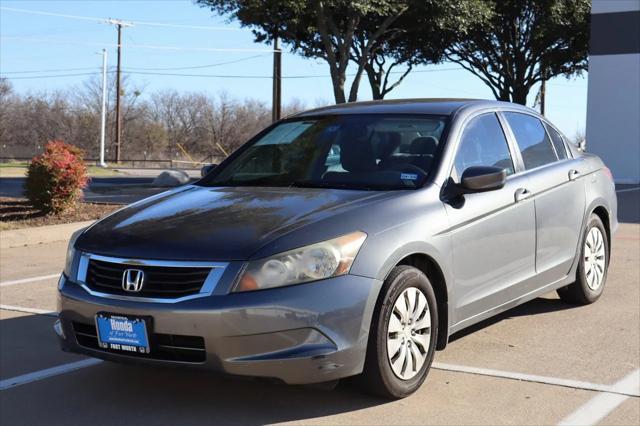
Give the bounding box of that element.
[454,113,515,178]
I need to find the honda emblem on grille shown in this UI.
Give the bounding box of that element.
[122,269,145,293]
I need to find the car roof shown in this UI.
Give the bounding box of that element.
[292,98,535,118]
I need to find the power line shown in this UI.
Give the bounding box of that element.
[124,54,270,71]
[280,67,463,79]
[126,70,273,79]
[2,67,463,80]
[1,36,276,53]
[0,7,101,23]
[1,64,462,77]
[1,57,271,76]
[126,63,461,76]
[0,54,269,74]
[1,72,102,80]
[122,19,241,32]
[0,6,241,31]
[0,66,100,74]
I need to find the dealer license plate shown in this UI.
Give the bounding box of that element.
[95,313,150,354]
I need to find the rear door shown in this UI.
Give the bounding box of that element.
[444,112,536,324]
[501,112,586,284]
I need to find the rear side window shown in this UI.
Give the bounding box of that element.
[504,112,558,170]
[454,113,515,177]
[544,123,568,160]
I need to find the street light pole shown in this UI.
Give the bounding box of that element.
[99,48,108,167]
[115,23,122,162]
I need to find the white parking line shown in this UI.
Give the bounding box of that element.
[432,363,640,397]
[558,368,640,426]
[616,187,640,193]
[1,299,638,412]
[0,304,57,317]
[0,359,103,391]
[0,273,59,287]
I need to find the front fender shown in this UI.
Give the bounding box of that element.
[349,206,454,346]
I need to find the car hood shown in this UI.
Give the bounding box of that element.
[76,185,393,261]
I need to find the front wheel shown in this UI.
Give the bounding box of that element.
[361,265,438,399]
[558,213,609,304]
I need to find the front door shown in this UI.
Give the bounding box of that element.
[444,113,536,326]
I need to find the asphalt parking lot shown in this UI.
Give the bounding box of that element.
[1,188,638,425]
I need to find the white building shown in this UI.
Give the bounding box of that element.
[586,0,640,184]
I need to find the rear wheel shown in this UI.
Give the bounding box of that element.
[557,214,609,304]
[361,265,438,399]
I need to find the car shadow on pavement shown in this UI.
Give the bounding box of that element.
[448,296,579,344]
[83,364,389,424]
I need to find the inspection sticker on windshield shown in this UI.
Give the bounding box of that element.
[401,173,418,181]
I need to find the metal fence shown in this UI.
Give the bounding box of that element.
[0,156,225,169]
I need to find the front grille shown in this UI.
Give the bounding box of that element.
[86,259,211,299]
[72,322,206,363]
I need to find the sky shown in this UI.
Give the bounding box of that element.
[0,0,589,138]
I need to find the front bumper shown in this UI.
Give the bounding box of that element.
[56,273,382,384]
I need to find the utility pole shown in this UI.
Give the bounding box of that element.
[105,18,133,163]
[540,79,546,116]
[99,48,108,167]
[539,60,546,116]
[271,35,281,122]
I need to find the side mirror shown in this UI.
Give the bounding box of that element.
[576,139,586,152]
[460,166,506,193]
[200,164,217,177]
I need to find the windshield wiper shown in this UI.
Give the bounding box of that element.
[207,174,291,187]
[291,180,375,190]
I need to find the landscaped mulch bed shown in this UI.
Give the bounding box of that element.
[0,197,121,231]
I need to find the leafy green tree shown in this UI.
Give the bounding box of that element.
[440,0,590,105]
[355,1,482,100]
[197,0,411,103]
[316,0,410,103]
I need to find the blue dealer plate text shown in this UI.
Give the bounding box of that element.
[96,314,150,354]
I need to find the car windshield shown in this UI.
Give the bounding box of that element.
[200,114,449,190]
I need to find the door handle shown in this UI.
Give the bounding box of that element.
[514,188,531,203]
[568,169,580,181]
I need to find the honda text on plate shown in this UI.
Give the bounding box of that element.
[56,99,617,398]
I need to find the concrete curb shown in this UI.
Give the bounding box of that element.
[0,220,94,249]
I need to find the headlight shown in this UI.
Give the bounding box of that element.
[234,231,367,292]
[63,229,84,278]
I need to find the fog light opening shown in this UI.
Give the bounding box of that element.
[54,319,66,339]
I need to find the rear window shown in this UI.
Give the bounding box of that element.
[544,123,568,160]
[504,112,558,170]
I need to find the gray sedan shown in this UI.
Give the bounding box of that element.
[56,99,617,399]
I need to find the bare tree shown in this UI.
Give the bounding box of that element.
[1,77,306,162]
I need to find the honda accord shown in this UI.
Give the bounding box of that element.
[56,99,617,398]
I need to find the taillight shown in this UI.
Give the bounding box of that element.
[603,167,613,180]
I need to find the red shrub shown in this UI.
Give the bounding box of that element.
[26,141,90,214]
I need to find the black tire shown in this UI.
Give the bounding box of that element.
[557,213,609,305]
[360,265,438,399]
